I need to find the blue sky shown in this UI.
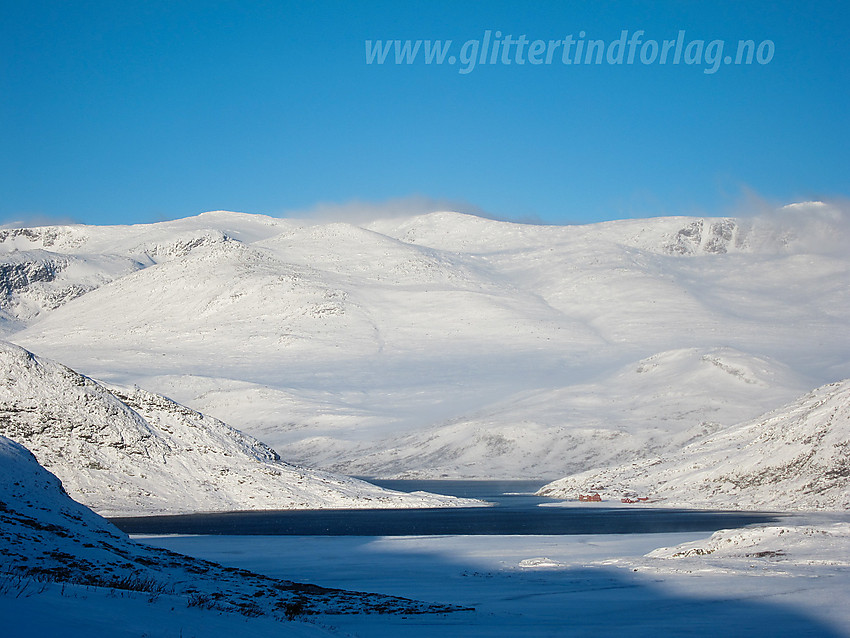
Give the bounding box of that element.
[2,1,847,226]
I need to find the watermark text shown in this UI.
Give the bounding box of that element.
[365,30,775,75]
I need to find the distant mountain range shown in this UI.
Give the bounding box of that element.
[2,204,848,496]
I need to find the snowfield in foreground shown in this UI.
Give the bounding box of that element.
[0,342,480,516]
[0,435,470,635]
[538,378,850,510]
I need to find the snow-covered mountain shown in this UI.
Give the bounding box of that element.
[0,212,287,331]
[4,203,848,480]
[0,435,466,618]
[0,342,478,515]
[538,378,850,510]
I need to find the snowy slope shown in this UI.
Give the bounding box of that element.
[369,208,849,369]
[7,203,850,480]
[0,247,145,332]
[294,347,812,479]
[0,435,468,620]
[538,379,850,510]
[0,342,479,515]
[0,211,289,332]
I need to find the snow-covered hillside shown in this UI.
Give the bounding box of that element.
[5,203,849,480]
[292,347,811,479]
[0,212,289,332]
[538,379,850,510]
[0,435,467,621]
[0,342,478,515]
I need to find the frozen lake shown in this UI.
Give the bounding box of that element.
[116,482,849,636]
[111,480,779,536]
[135,527,850,637]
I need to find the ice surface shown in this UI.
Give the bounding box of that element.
[137,527,850,637]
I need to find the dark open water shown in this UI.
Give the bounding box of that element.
[110,479,780,536]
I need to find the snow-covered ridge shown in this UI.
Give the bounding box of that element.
[538,379,850,510]
[0,212,288,329]
[368,202,847,257]
[0,436,467,618]
[0,210,288,254]
[0,341,481,515]
[0,207,832,333]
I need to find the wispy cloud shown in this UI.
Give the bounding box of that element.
[766,198,850,254]
[279,195,494,225]
[0,211,81,229]
[725,188,850,254]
